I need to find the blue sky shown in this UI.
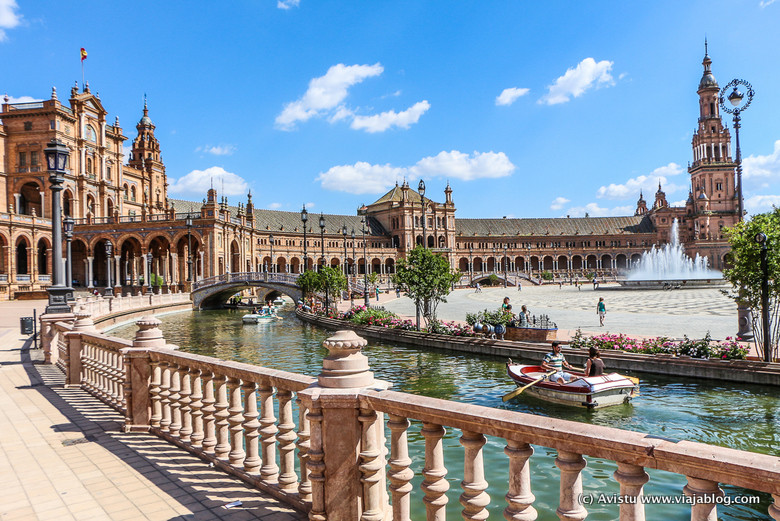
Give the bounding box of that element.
[2,0,779,219]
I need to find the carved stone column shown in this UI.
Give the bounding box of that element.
[683,477,723,521]
[613,462,649,521]
[555,450,587,521]
[504,440,537,520]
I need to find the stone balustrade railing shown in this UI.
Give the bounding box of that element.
[72,292,191,319]
[45,308,780,520]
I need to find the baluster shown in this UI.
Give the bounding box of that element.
[114,351,124,408]
[613,462,649,521]
[460,430,489,521]
[95,347,105,399]
[277,389,298,491]
[242,381,261,474]
[159,362,172,432]
[555,450,587,521]
[189,368,204,447]
[770,494,780,521]
[421,422,449,521]
[227,377,245,466]
[359,408,385,521]
[168,363,182,438]
[683,477,723,521]
[296,396,312,502]
[306,405,326,521]
[179,365,193,442]
[201,371,217,454]
[387,415,414,521]
[149,359,162,428]
[213,374,230,460]
[259,381,279,483]
[503,440,537,521]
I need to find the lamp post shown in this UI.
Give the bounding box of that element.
[527,244,531,274]
[342,224,348,277]
[146,251,153,292]
[720,79,755,340]
[568,250,573,278]
[503,243,508,288]
[104,241,113,297]
[301,205,308,273]
[351,229,356,306]
[492,246,496,273]
[756,232,771,362]
[269,234,274,274]
[362,218,369,306]
[44,140,72,314]
[319,214,328,312]
[186,216,193,282]
[64,217,74,298]
[468,244,473,284]
[418,180,426,248]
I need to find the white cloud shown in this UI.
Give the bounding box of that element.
[550,197,570,210]
[4,94,40,104]
[317,150,515,194]
[411,150,515,181]
[275,63,383,130]
[743,140,780,182]
[565,203,633,217]
[317,162,406,195]
[596,163,685,199]
[168,166,249,197]
[277,0,300,9]
[351,100,430,133]
[745,194,780,214]
[197,144,237,156]
[268,202,282,209]
[539,58,615,105]
[495,87,530,106]
[0,0,22,42]
[760,0,777,7]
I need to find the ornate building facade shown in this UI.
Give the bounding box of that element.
[0,48,738,298]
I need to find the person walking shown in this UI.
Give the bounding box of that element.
[597,297,606,326]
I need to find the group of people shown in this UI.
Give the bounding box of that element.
[542,341,604,383]
[501,297,531,326]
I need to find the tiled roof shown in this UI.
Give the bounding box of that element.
[170,199,387,236]
[372,185,432,205]
[455,215,654,237]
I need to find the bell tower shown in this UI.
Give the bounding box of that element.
[129,96,167,211]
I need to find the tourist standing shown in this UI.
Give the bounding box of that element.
[597,297,606,326]
[475,282,481,293]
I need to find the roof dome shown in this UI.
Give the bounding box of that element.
[699,47,718,90]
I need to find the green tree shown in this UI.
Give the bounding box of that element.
[297,270,322,298]
[392,246,460,328]
[723,208,780,360]
[320,266,348,300]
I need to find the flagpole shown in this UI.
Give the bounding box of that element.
[81,60,84,90]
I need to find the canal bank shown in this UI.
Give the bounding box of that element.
[296,309,780,386]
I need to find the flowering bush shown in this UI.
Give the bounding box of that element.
[428,320,476,337]
[569,329,749,360]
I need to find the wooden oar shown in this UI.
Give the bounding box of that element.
[503,371,556,402]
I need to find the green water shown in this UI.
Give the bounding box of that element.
[110,308,779,520]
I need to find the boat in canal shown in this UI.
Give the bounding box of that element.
[242,307,282,324]
[506,362,638,409]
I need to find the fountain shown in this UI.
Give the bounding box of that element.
[618,218,725,288]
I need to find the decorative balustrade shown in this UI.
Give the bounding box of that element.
[192,271,300,291]
[44,303,780,520]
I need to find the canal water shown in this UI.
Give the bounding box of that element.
[110,307,779,520]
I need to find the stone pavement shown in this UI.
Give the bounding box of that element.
[0,301,306,521]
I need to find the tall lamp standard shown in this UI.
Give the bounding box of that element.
[526,244,531,275]
[104,241,114,297]
[720,79,755,340]
[351,229,356,306]
[418,180,426,248]
[361,219,369,306]
[64,217,74,299]
[186,216,193,282]
[44,140,72,313]
[299,205,309,273]
[756,232,771,362]
[503,243,508,288]
[146,251,153,292]
[342,225,348,278]
[468,244,473,284]
[269,234,275,274]
[319,214,328,311]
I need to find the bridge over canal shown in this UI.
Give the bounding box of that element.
[191,272,305,309]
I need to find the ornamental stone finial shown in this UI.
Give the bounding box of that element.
[318,330,374,388]
[72,305,96,332]
[132,315,168,348]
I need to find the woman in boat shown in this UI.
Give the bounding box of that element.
[585,346,604,377]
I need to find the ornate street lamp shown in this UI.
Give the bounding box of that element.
[186,216,193,282]
[503,243,508,288]
[362,218,369,306]
[351,228,356,306]
[342,224,348,277]
[104,241,114,297]
[64,217,74,299]
[720,79,755,340]
[468,243,473,284]
[526,244,532,274]
[418,179,426,248]
[44,140,72,314]
[756,232,771,362]
[301,205,308,272]
[146,251,153,292]
[319,214,328,311]
[269,234,275,274]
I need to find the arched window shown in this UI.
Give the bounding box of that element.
[86,125,97,142]
[86,157,93,174]
[131,186,137,202]
[123,185,129,200]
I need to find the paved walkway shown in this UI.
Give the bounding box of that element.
[0,301,305,521]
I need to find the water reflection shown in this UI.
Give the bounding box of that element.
[109,308,779,520]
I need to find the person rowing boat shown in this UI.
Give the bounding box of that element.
[541,341,575,383]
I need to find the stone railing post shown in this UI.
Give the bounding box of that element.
[298,330,391,521]
[555,450,587,521]
[124,315,177,433]
[64,306,97,387]
[614,462,649,521]
[683,477,724,521]
[40,310,74,364]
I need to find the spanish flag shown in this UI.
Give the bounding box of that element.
[80,48,87,62]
